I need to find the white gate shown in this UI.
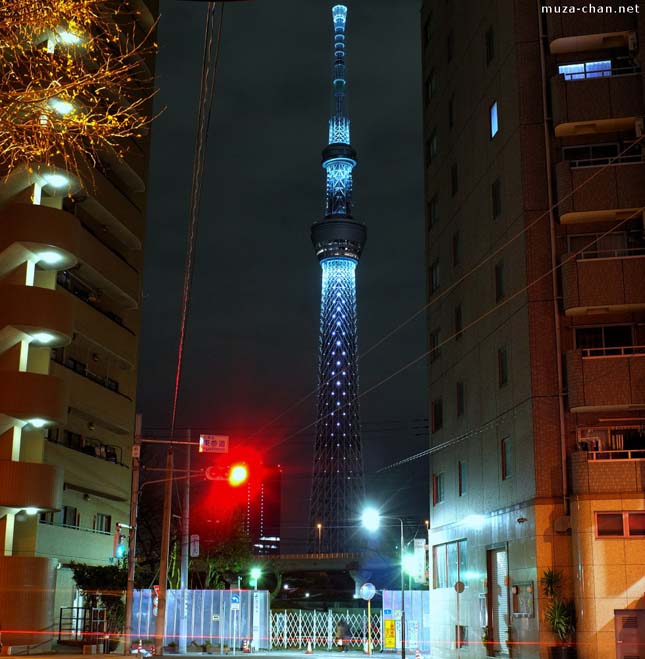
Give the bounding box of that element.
[270,609,382,650]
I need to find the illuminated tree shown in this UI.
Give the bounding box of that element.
[0,0,156,180]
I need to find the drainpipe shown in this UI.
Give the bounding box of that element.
[536,0,569,512]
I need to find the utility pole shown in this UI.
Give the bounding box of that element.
[124,414,142,654]
[155,448,174,655]
[179,431,191,653]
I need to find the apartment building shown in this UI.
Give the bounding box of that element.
[421,1,645,657]
[0,1,157,649]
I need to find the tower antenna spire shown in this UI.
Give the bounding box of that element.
[309,4,367,554]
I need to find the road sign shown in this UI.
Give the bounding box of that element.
[199,434,229,453]
[190,534,200,557]
[359,582,376,600]
[231,593,240,611]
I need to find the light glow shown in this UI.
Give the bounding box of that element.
[37,251,64,265]
[228,463,249,487]
[31,332,55,344]
[361,507,380,532]
[25,507,39,515]
[27,418,47,428]
[42,173,69,188]
[50,98,75,115]
[57,29,82,45]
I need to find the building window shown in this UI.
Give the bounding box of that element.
[426,129,438,166]
[447,30,454,62]
[430,330,441,362]
[94,513,112,533]
[596,511,645,537]
[432,472,445,505]
[485,26,495,65]
[501,437,512,480]
[490,101,499,138]
[558,60,611,80]
[425,69,437,104]
[454,305,463,340]
[452,230,460,267]
[492,178,502,219]
[456,381,465,417]
[428,194,439,228]
[40,511,58,525]
[432,398,443,433]
[433,539,467,588]
[451,163,459,196]
[498,347,508,387]
[448,94,454,129]
[63,505,79,528]
[458,460,467,495]
[430,259,440,293]
[423,12,433,48]
[494,259,505,301]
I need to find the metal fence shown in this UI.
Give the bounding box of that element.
[270,609,383,651]
[131,589,271,650]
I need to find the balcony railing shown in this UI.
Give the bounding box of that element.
[576,247,645,260]
[560,64,641,81]
[38,519,112,535]
[587,448,645,461]
[47,428,126,466]
[569,151,643,168]
[580,345,645,358]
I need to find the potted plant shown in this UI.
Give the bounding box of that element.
[165,641,178,653]
[541,569,577,659]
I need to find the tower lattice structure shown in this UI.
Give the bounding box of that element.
[309,4,367,554]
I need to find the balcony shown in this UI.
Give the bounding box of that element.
[77,225,140,309]
[562,251,645,314]
[0,370,68,425]
[0,284,74,347]
[70,291,137,367]
[0,459,63,510]
[36,520,114,564]
[570,450,645,495]
[566,347,645,412]
[556,159,645,224]
[44,441,129,502]
[78,166,144,250]
[49,360,134,435]
[546,4,636,42]
[0,203,79,276]
[551,69,642,136]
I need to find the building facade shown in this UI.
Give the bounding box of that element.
[422,1,645,657]
[0,1,157,648]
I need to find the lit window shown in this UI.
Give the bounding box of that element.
[558,60,611,80]
[501,437,512,480]
[490,101,499,138]
[595,512,645,537]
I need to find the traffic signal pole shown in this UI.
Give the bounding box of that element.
[155,448,174,655]
[179,432,191,654]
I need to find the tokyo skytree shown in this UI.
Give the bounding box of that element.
[309,4,367,553]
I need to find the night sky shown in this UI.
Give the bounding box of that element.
[137,0,429,550]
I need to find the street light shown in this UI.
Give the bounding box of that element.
[316,522,322,553]
[362,507,406,659]
[250,566,261,590]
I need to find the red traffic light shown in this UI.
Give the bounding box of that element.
[228,463,249,487]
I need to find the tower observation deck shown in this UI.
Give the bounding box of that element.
[309,4,366,554]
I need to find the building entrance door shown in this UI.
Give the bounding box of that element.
[487,547,509,656]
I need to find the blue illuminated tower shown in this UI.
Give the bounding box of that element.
[309,4,367,554]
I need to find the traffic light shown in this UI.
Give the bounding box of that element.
[228,463,249,487]
[113,524,127,559]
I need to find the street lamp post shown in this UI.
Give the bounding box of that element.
[362,508,406,659]
[316,523,322,553]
